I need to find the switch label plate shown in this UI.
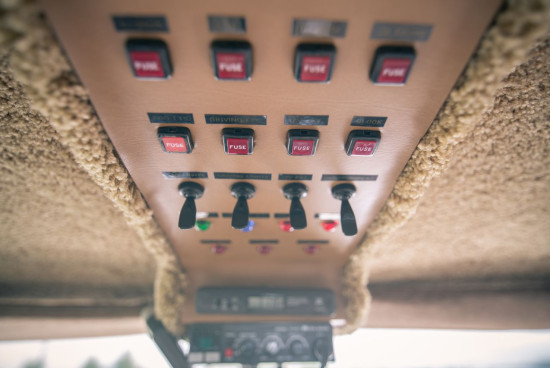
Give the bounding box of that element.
[148,113,194,124]
[205,114,266,125]
[113,16,169,32]
[371,22,433,42]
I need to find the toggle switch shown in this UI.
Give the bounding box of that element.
[222,128,254,155]
[370,45,416,85]
[287,129,319,156]
[282,183,308,230]
[331,183,357,236]
[158,126,194,153]
[230,182,256,229]
[178,182,204,230]
[294,43,336,83]
[211,40,253,80]
[126,38,172,79]
[345,130,380,156]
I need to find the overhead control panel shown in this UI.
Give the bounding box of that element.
[187,322,334,366]
[42,0,502,325]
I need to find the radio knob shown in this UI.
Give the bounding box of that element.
[264,338,281,355]
[290,340,306,356]
[237,339,256,357]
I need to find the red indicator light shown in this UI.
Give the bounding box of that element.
[211,244,227,254]
[256,245,273,255]
[303,244,320,255]
[321,220,338,232]
[278,220,294,232]
[224,348,234,358]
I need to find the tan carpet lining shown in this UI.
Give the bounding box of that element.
[1,0,549,336]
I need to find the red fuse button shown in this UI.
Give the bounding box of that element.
[287,129,319,156]
[370,45,415,85]
[295,43,335,83]
[216,53,246,79]
[345,130,381,156]
[211,41,252,80]
[162,136,187,153]
[226,138,250,154]
[351,140,377,156]
[291,139,315,155]
[222,128,254,155]
[378,58,413,84]
[158,126,193,154]
[126,39,172,79]
[300,56,332,82]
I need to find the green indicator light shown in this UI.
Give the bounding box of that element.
[199,336,213,349]
[194,220,211,232]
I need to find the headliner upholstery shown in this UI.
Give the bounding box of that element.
[1,0,549,337]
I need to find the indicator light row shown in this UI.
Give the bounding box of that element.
[206,243,323,256]
[126,38,416,85]
[193,219,339,233]
[159,126,381,157]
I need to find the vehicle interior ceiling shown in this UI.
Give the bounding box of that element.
[0,0,549,366]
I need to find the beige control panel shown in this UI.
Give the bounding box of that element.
[42,0,501,324]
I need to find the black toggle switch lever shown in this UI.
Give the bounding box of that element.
[282,183,308,230]
[331,183,357,236]
[230,182,256,229]
[178,182,204,229]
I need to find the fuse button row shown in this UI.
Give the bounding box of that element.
[157,127,380,156]
[126,38,415,84]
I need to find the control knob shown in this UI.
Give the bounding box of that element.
[290,340,306,356]
[236,339,257,358]
[264,338,282,356]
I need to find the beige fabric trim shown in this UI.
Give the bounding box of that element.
[3,0,549,336]
[337,0,550,334]
[1,1,186,335]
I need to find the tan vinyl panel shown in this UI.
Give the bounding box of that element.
[41,0,501,323]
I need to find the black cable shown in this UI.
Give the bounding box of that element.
[319,349,330,368]
[146,314,189,368]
